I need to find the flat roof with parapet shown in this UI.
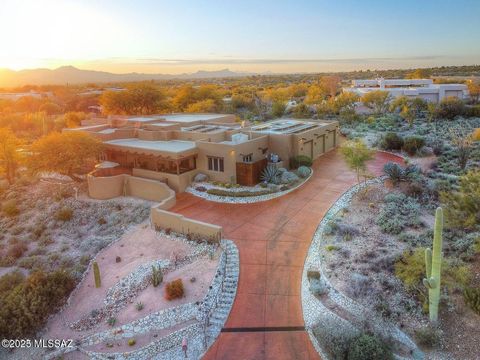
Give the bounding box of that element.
[160,114,229,123]
[250,119,327,134]
[105,138,197,154]
[181,123,241,133]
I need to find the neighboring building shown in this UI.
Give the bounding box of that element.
[345,78,467,103]
[68,113,339,193]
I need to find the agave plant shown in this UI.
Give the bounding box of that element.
[261,165,280,184]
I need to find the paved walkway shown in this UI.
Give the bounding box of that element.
[170,150,403,360]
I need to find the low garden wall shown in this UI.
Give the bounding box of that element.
[87,173,175,204]
[151,208,222,243]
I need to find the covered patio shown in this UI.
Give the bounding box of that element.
[104,149,197,175]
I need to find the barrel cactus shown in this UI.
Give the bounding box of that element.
[297,166,311,178]
[423,207,443,322]
[280,171,299,184]
[152,265,163,287]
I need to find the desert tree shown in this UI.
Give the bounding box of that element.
[28,131,103,181]
[361,90,391,115]
[340,139,375,184]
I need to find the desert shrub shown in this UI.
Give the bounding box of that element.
[403,136,425,155]
[17,255,46,271]
[0,271,24,295]
[463,287,480,315]
[347,334,393,360]
[280,171,299,184]
[415,325,441,348]
[381,132,404,150]
[313,322,357,360]
[383,162,420,185]
[56,207,73,221]
[383,162,404,184]
[0,270,75,338]
[377,193,421,234]
[437,97,465,119]
[395,248,471,298]
[97,217,107,225]
[107,317,116,327]
[128,338,136,346]
[346,273,373,298]
[337,223,359,241]
[441,170,480,229]
[310,278,329,296]
[324,220,339,235]
[165,279,184,300]
[206,188,273,197]
[7,242,28,259]
[292,155,313,168]
[260,164,281,184]
[0,256,15,267]
[135,302,144,311]
[2,199,19,216]
[325,244,339,251]
[297,166,311,178]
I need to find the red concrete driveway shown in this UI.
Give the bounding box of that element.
[171,150,403,360]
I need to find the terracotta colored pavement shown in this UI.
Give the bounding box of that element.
[171,150,403,360]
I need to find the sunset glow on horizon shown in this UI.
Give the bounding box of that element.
[1,0,479,74]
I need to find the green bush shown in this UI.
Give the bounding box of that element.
[437,97,465,119]
[56,207,73,221]
[291,155,313,168]
[0,270,75,338]
[463,287,480,315]
[347,334,393,360]
[2,199,19,217]
[403,136,425,155]
[377,193,421,234]
[396,248,471,298]
[381,132,404,150]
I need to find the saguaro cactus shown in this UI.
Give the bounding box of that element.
[423,207,443,322]
[93,261,101,288]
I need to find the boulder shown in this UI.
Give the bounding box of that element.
[194,173,209,182]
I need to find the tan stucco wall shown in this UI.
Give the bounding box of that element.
[87,174,176,205]
[195,135,269,183]
[132,168,196,193]
[151,207,222,241]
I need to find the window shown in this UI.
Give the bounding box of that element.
[242,153,253,163]
[207,156,224,172]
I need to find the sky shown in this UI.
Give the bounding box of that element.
[0,0,479,74]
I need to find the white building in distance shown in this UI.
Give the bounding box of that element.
[344,78,467,103]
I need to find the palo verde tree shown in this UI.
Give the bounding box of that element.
[340,139,375,184]
[361,90,391,114]
[28,131,103,181]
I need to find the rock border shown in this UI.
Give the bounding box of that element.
[301,176,422,360]
[44,239,239,360]
[186,169,313,204]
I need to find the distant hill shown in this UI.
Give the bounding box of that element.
[0,66,253,87]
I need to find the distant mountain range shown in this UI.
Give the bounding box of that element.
[0,66,254,87]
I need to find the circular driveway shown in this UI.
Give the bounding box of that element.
[170,150,403,360]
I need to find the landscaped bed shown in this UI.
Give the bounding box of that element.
[187,163,313,203]
[303,115,479,360]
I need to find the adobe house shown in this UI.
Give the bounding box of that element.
[67,114,339,195]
